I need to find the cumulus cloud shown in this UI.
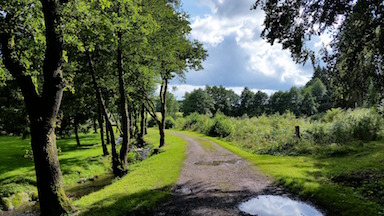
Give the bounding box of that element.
[176,0,316,93]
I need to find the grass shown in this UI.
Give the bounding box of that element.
[0,128,187,215]
[0,133,110,199]
[176,130,384,216]
[74,129,187,215]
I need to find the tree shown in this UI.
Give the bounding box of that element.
[238,87,255,116]
[144,0,207,147]
[206,85,239,116]
[250,91,269,117]
[269,91,290,114]
[0,0,72,214]
[301,91,318,115]
[156,92,179,119]
[0,81,29,136]
[253,0,384,107]
[182,89,214,116]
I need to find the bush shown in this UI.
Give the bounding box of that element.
[207,114,232,137]
[165,117,175,129]
[176,108,384,156]
[147,117,157,128]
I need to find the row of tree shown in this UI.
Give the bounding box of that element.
[181,60,383,118]
[0,0,206,215]
[181,75,330,118]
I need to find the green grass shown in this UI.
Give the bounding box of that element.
[74,129,187,215]
[1,128,187,215]
[0,133,110,198]
[176,130,384,216]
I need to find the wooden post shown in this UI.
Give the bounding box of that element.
[295,126,301,139]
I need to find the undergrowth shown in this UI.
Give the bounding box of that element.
[176,108,383,156]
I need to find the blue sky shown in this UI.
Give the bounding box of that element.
[167,0,331,99]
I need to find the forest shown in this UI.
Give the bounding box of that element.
[0,0,383,216]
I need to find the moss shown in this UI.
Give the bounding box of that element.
[1,197,14,211]
[12,192,29,208]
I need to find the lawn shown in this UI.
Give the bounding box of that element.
[0,128,187,215]
[177,130,384,216]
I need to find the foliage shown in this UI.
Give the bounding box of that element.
[181,88,214,116]
[177,108,384,156]
[164,116,175,129]
[207,113,232,138]
[253,0,384,108]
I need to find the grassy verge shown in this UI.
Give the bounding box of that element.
[74,129,187,215]
[1,128,187,215]
[0,133,110,200]
[176,130,384,216]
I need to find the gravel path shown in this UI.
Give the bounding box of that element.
[155,132,273,216]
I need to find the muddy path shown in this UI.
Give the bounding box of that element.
[155,132,274,216]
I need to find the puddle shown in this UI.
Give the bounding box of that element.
[194,159,241,166]
[238,195,323,216]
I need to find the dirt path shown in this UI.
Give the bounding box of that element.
[155,132,273,216]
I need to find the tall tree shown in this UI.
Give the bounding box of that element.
[144,0,207,147]
[251,90,269,117]
[0,0,72,215]
[182,89,214,116]
[238,87,255,116]
[206,85,239,116]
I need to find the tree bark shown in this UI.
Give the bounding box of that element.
[98,105,109,156]
[87,50,123,177]
[138,103,145,147]
[129,111,135,138]
[105,115,110,144]
[117,30,130,172]
[92,116,97,133]
[0,1,72,215]
[144,111,148,135]
[159,77,168,148]
[74,117,81,146]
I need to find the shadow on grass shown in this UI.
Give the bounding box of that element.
[66,173,115,199]
[79,185,173,216]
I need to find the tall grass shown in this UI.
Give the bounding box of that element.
[176,108,384,156]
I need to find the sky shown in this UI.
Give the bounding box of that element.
[166,0,331,100]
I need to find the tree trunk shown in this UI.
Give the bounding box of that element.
[159,78,168,148]
[138,103,145,147]
[129,108,135,138]
[117,31,130,172]
[98,105,109,156]
[74,117,81,146]
[30,120,72,216]
[0,1,72,214]
[87,50,123,177]
[92,116,97,133]
[144,111,148,135]
[105,115,110,144]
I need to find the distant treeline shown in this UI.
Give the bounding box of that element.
[180,66,383,118]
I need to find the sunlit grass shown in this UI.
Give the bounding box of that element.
[74,129,187,215]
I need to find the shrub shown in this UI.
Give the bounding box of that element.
[207,114,232,137]
[165,117,175,129]
[323,108,343,123]
[147,117,157,128]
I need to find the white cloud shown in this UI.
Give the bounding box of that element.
[187,0,312,88]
